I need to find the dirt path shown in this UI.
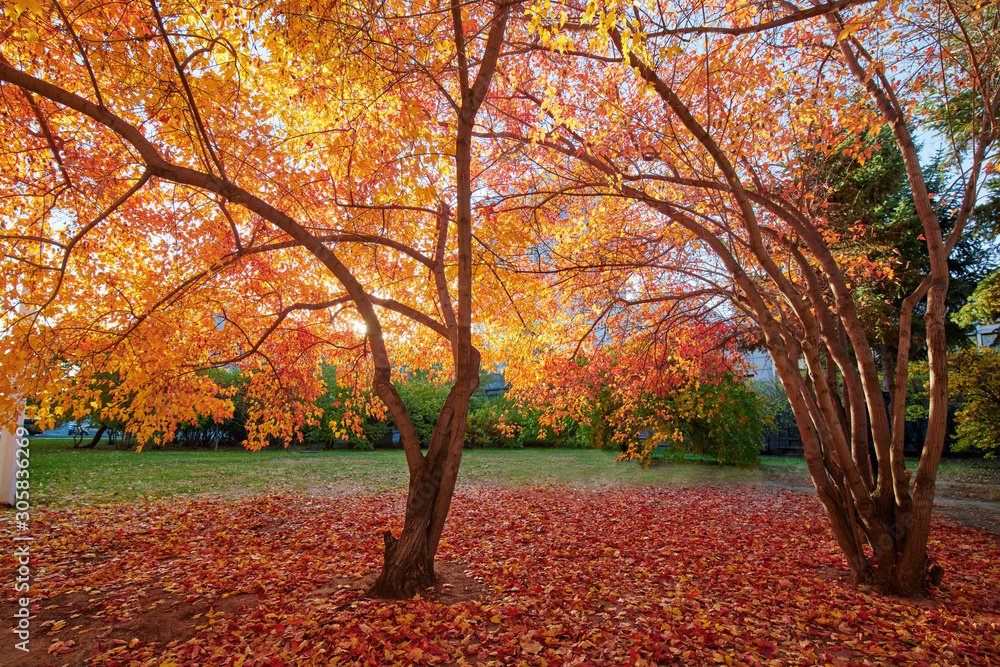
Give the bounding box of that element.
[760,464,1000,538]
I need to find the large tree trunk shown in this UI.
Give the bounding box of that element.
[368,367,480,598]
[759,253,950,596]
[608,19,971,596]
[367,0,507,599]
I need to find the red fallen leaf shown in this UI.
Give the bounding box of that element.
[756,639,778,658]
[47,639,77,655]
[15,490,1000,667]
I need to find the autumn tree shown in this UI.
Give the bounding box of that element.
[0,0,531,598]
[948,346,1000,456]
[484,0,998,595]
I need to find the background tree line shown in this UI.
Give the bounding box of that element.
[65,360,772,467]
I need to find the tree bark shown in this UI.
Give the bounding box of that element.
[73,425,106,449]
[368,366,480,598]
[367,0,507,599]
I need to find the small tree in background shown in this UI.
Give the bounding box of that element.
[307,365,390,450]
[509,319,764,466]
[949,347,1000,458]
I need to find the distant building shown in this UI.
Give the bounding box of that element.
[973,323,998,347]
[478,371,509,397]
[745,349,776,381]
[744,323,1000,380]
[745,349,806,382]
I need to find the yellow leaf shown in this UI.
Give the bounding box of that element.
[521,639,543,654]
[837,22,861,42]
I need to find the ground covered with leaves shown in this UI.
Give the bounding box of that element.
[2,486,998,667]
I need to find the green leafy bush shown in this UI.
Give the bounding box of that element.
[950,347,1000,457]
[647,373,767,468]
[566,371,767,467]
[306,365,389,450]
[394,370,451,446]
[466,395,522,448]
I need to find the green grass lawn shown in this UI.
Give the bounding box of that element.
[22,437,810,506]
[20,437,998,507]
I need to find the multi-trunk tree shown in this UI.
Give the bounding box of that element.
[0,0,531,598]
[482,0,998,595]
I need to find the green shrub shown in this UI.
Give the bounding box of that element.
[679,375,769,467]
[393,370,451,446]
[950,346,1000,457]
[304,365,388,450]
[577,372,767,467]
[466,396,519,448]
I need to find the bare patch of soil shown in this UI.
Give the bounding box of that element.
[811,565,854,585]
[936,480,1000,503]
[0,590,259,667]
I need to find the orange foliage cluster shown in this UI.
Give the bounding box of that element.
[508,318,746,452]
[0,0,546,450]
